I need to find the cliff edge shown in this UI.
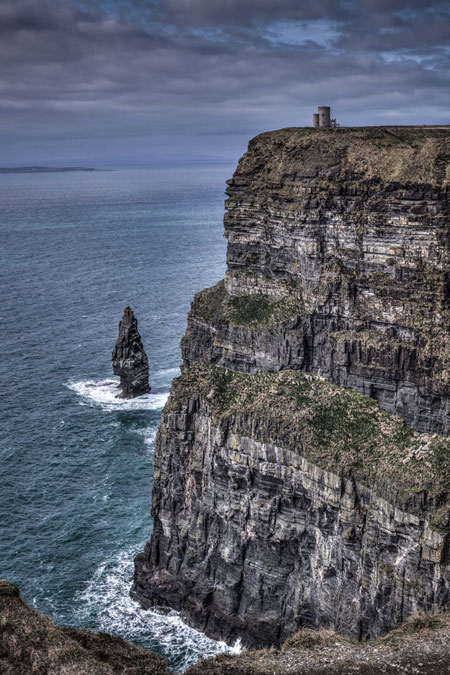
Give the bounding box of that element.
[187,612,450,675]
[0,580,168,674]
[132,127,450,649]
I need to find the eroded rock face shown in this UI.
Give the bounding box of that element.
[133,127,450,648]
[112,306,150,398]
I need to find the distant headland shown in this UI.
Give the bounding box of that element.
[0,166,112,174]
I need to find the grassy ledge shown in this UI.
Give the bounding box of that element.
[167,364,450,504]
[190,280,301,328]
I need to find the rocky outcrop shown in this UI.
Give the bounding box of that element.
[133,127,450,649]
[0,580,168,675]
[112,306,150,398]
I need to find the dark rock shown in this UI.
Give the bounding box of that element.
[182,127,450,434]
[0,581,19,597]
[112,306,150,398]
[132,367,450,648]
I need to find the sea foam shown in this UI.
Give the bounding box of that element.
[136,425,158,447]
[76,547,241,672]
[66,378,169,411]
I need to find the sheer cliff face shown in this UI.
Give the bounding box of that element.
[182,127,450,434]
[133,127,450,648]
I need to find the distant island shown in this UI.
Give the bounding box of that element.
[0,167,111,174]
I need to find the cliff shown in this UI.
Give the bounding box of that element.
[182,126,450,433]
[133,127,450,649]
[0,580,168,674]
[112,306,150,398]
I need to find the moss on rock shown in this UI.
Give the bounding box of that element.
[189,280,301,328]
[168,364,450,501]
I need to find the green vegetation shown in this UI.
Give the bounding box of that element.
[189,280,227,323]
[168,364,450,500]
[226,293,300,326]
[190,280,301,328]
[244,125,450,186]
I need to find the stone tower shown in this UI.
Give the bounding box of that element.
[318,106,331,128]
[312,106,338,127]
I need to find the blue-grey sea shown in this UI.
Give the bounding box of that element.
[0,166,240,671]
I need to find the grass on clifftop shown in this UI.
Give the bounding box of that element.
[186,611,450,675]
[0,581,169,675]
[190,280,301,327]
[238,125,450,186]
[168,364,450,503]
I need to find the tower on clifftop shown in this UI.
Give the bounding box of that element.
[312,106,338,128]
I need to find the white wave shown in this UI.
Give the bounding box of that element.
[155,367,180,378]
[136,426,158,447]
[66,379,169,411]
[76,548,241,673]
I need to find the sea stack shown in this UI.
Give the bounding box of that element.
[112,306,150,398]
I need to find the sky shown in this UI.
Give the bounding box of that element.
[1,0,450,166]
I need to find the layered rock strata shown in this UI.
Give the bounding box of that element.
[133,365,450,648]
[112,306,150,398]
[182,127,450,434]
[133,127,450,648]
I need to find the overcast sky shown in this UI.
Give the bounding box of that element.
[1,0,449,166]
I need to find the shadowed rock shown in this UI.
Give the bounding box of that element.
[112,307,150,398]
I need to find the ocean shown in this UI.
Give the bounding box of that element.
[0,166,241,671]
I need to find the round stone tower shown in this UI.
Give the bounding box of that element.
[318,106,331,128]
[312,113,320,128]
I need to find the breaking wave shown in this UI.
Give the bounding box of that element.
[153,366,180,379]
[136,425,158,447]
[76,547,241,672]
[66,378,169,411]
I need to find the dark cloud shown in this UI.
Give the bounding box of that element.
[0,0,449,165]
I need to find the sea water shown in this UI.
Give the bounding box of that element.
[0,166,241,670]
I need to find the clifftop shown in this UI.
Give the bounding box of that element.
[242,126,450,185]
[167,364,450,508]
[187,612,450,675]
[183,124,450,433]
